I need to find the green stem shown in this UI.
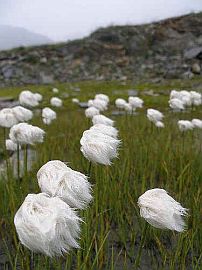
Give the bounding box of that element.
[134,223,149,269]
[24,144,28,179]
[17,143,20,180]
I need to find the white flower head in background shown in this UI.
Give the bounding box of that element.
[12,106,33,122]
[191,119,202,129]
[92,115,114,126]
[155,121,165,128]
[190,91,202,106]
[52,88,59,94]
[34,93,43,102]
[0,108,19,128]
[138,188,188,232]
[115,98,127,109]
[9,123,45,145]
[50,97,63,107]
[169,98,185,111]
[14,193,81,257]
[90,99,108,112]
[19,90,39,108]
[85,107,100,118]
[6,139,20,151]
[124,103,133,113]
[90,124,118,139]
[147,109,164,123]
[42,107,56,125]
[72,98,79,104]
[37,160,92,209]
[128,97,144,109]
[95,94,109,104]
[178,120,193,132]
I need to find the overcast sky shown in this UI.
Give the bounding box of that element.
[0,0,202,41]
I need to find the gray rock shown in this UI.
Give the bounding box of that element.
[191,63,201,74]
[39,72,54,84]
[184,46,202,59]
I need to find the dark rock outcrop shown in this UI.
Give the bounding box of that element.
[0,12,202,87]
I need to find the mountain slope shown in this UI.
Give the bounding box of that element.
[0,12,202,87]
[0,25,52,50]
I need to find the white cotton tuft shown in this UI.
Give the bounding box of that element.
[6,139,19,151]
[124,103,133,113]
[169,98,185,111]
[178,120,194,132]
[191,119,202,129]
[52,88,59,93]
[0,108,19,128]
[19,90,39,108]
[34,93,43,102]
[128,97,144,109]
[95,94,109,103]
[80,129,120,165]
[90,99,108,111]
[92,115,114,126]
[12,106,33,122]
[190,91,202,106]
[72,98,79,104]
[90,124,118,139]
[37,160,92,209]
[14,193,81,257]
[42,107,56,125]
[50,97,63,107]
[115,98,127,109]
[147,109,164,123]
[155,121,165,128]
[138,188,188,232]
[9,123,45,145]
[85,107,100,118]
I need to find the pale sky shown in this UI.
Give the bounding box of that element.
[0,0,202,41]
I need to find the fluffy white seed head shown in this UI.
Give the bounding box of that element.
[138,188,188,232]
[6,139,19,151]
[19,90,39,107]
[12,106,33,122]
[0,108,19,128]
[90,99,108,111]
[34,93,43,102]
[90,124,118,139]
[178,120,194,132]
[52,88,59,93]
[147,109,164,123]
[37,160,92,209]
[124,103,133,113]
[50,97,63,107]
[128,97,144,109]
[80,129,120,165]
[155,121,165,128]
[14,193,81,256]
[95,94,109,103]
[42,107,56,125]
[115,98,127,109]
[191,119,202,129]
[85,107,100,118]
[190,91,202,106]
[9,123,45,145]
[92,115,114,126]
[72,98,79,104]
[169,98,185,111]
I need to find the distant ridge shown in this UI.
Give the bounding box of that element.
[0,12,202,87]
[0,25,52,50]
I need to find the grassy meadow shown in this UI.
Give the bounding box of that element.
[0,80,201,270]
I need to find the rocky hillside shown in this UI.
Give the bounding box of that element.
[0,12,202,87]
